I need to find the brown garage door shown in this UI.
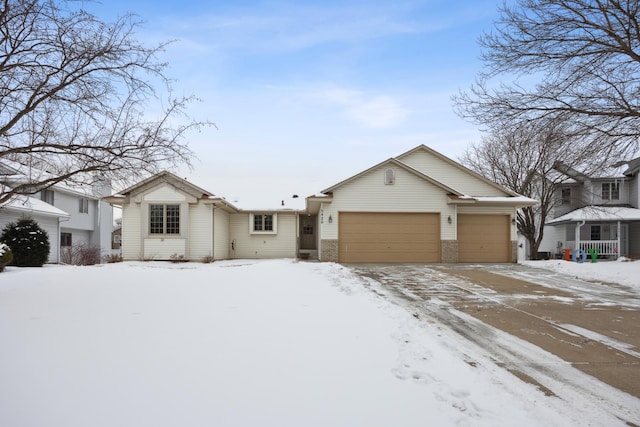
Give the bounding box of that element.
[338,212,440,263]
[458,214,510,262]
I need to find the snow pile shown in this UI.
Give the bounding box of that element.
[523,258,640,289]
[0,260,637,426]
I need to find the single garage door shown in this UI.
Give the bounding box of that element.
[338,212,440,263]
[458,214,510,262]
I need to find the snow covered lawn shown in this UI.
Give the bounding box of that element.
[0,259,638,426]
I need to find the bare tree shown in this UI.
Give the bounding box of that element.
[454,0,640,159]
[0,0,211,204]
[460,119,600,259]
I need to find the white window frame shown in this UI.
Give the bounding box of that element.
[41,189,54,205]
[79,198,89,214]
[601,182,620,201]
[149,204,181,236]
[250,213,278,234]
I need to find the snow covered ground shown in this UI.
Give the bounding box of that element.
[523,257,640,289]
[0,258,638,427]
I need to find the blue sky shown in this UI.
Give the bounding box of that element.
[85,0,505,208]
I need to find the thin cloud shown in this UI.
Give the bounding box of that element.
[318,87,409,128]
[160,2,445,55]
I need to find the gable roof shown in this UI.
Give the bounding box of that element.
[113,171,214,199]
[321,157,464,196]
[104,171,241,212]
[396,144,521,197]
[321,145,533,204]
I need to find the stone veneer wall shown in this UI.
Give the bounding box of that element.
[319,239,515,263]
[441,240,458,263]
[320,239,339,262]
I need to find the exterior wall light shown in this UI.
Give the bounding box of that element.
[328,215,333,223]
[447,216,452,224]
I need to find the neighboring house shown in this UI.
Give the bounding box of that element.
[0,194,70,263]
[0,162,113,263]
[106,145,536,263]
[539,158,640,259]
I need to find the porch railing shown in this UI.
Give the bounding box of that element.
[566,240,618,256]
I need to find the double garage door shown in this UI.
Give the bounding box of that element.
[338,212,510,263]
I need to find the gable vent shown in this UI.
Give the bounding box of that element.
[384,168,396,185]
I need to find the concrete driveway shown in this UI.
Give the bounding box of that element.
[349,263,640,403]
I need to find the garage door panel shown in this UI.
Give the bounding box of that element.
[339,212,440,263]
[458,214,510,263]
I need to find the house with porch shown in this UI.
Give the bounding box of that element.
[106,145,537,263]
[540,157,640,259]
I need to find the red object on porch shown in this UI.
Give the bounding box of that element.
[564,248,573,261]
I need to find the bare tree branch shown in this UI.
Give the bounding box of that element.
[454,0,640,157]
[0,0,213,204]
[459,118,607,259]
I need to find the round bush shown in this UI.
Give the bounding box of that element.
[0,243,13,272]
[0,218,50,267]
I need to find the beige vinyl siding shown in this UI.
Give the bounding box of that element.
[230,212,297,259]
[142,184,189,202]
[399,150,508,197]
[213,208,230,259]
[143,238,186,260]
[321,165,456,241]
[188,203,213,260]
[121,203,141,260]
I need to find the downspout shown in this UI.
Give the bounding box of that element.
[617,220,621,259]
[575,220,585,252]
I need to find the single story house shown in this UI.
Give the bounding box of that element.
[105,145,537,263]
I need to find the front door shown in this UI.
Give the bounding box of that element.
[300,215,317,249]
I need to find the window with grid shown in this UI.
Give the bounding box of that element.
[165,205,180,234]
[611,182,620,200]
[79,198,89,214]
[561,188,571,205]
[601,182,620,201]
[149,204,180,235]
[252,213,276,233]
[590,225,601,241]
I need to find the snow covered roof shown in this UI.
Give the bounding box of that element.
[546,206,640,225]
[447,195,538,206]
[1,194,70,218]
[0,159,100,199]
